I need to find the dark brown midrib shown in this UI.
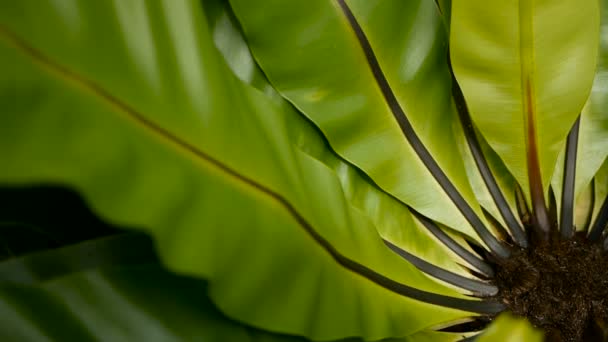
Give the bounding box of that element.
[452,75,528,248]
[411,209,495,278]
[560,116,581,238]
[589,193,608,242]
[383,239,498,297]
[0,26,504,314]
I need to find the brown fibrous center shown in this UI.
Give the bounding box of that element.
[493,233,608,342]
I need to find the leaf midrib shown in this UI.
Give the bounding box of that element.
[519,0,551,235]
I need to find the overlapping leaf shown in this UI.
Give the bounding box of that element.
[228,0,490,246]
[0,237,471,342]
[2,0,604,339]
[207,0,485,282]
[0,0,499,340]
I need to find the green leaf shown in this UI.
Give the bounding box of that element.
[450,0,600,211]
[228,0,491,245]
[202,0,279,100]
[0,233,157,284]
[0,232,473,342]
[0,0,498,339]
[476,314,543,342]
[210,0,492,285]
[0,266,470,342]
[205,0,478,278]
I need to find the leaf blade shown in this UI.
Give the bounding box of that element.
[229,0,490,244]
[450,0,600,216]
[0,1,490,339]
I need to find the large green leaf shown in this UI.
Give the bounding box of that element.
[202,0,280,101]
[450,0,600,211]
[0,233,476,342]
[228,0,493,247]
[0,0,501,340]
[0,235,472,342]
[206,0,484,280]
[212,0,495,296]
[1,267,467,342]
[1,268,470,342]
[0,233,157,284]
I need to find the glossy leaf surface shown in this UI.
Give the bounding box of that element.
[229,0,488,243]
[451,0,600,207]
[207,0,477,278]
[0,0,605,340]
[0,0,491,340]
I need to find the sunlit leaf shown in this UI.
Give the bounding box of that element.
[229,0,491,246]
[0,0,497,340]
[451,0,600,211]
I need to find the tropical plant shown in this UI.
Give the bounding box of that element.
[0,0,607,341]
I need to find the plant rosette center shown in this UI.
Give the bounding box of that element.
[493,233,608,341]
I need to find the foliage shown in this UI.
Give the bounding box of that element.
[0,0,606,341]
